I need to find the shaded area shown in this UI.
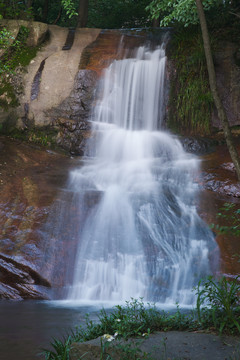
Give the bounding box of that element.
[62,28,75,50]
[31,58,47,101]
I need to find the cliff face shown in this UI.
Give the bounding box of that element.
[167,31,240,136]
[212,41,240,129]
[0,136,74,299]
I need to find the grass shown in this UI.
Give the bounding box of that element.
[43,277,240,360]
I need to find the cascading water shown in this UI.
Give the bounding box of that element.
[66,37,217,305]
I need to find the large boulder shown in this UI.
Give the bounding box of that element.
[0,19,48,55]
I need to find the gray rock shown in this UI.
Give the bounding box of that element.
[179,136,215,155]
[50,69,98,154]
[70,332,240,360]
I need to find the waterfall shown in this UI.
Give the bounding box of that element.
[65,38,216,305]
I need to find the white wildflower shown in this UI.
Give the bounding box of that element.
[102,334,115,342]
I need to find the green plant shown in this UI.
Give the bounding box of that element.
[195,276,240,334]
[0,25,32,79]
[168,27,213,135]
[211,203,240,237]
[61,0,78,18]
[43,299,195,359]
[43,284,240,360]
[0,27,15,48]
[43,336,72,360]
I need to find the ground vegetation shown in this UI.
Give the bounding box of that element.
[43,283,240,359]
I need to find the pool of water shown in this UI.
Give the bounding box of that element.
[0,299,193,360]
[0,301,101,360]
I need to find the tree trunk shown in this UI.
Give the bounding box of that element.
[43,0,49,22]
[196,0,240,182]
[27,0,33,9]
[76,0,89,28]
[152,17,160,27]
[53,7,62,24]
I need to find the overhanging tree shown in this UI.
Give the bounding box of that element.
[147,0,240,182]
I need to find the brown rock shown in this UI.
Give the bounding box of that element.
[26,21,48,47]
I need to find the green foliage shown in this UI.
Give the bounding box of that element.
[1,0,151,29]
[43,284,240,360]
[195,276,240,334]
[0,25,32,77]
[87,0,151,29]
[7,127,58,147]
[61,0,78,18]
[168,28,213,135]
[0,25,39,111]
[0,0,33,20]
[43,298,193,359]
[211,203,240,237]
[43,336,72,360]
[0,27,14,48]
[0,80,19,110]
[146,0,235,28]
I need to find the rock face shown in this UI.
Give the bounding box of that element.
[49,69,98,155]
[0,19,48,56]
[212,42,240,128]
[0,254,50,299]
[201,141,240,198]
[0,23,101,154]
[179,136,216,155]
[0,137,74,299]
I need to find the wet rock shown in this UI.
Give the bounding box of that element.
[179,136,215,155]
[0,283,22,300]
[50,69,98,121]
[50,69,98,154]
[202,176,240,198]
[0,136,74,299]
[0,254,51,299]
[0,257,33,284]
[221,162,236,173]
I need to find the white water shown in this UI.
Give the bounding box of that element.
[67,42,216,305]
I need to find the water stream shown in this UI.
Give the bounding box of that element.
[64,38,217,305]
